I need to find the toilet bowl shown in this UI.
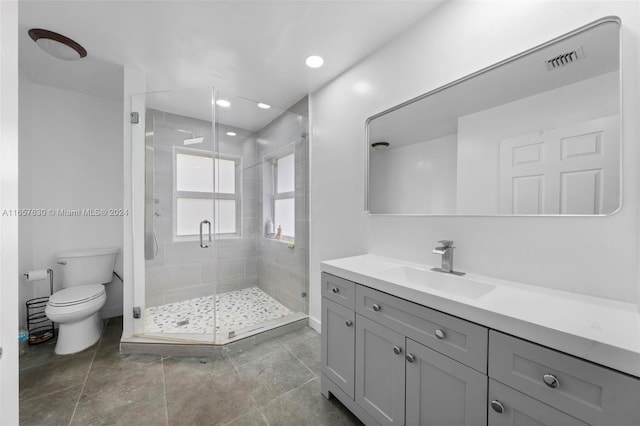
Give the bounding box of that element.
[45,284,106,354]
[45,246,119,355]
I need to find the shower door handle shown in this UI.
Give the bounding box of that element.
[200,220,212,248]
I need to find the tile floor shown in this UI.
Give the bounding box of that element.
[19,317,362,426]
[145,287,293,338]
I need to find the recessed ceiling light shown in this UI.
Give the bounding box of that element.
[305,55,324,68]
[28,28,87,61]
[226,132,237,136]
[216,99,231,108]
[257,103,271,109]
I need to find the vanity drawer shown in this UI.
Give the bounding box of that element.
[321,273,355,309]
[356,285,488,373]
[489,330,640,426]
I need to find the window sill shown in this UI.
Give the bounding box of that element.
[263,236,295,247]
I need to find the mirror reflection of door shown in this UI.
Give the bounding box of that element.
[499,116,619,214]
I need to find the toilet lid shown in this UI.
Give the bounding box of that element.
[49,284,105,307]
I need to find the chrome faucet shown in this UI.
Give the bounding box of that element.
[431,240,465,276]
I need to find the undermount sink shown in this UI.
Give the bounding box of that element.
[376,265,495,299]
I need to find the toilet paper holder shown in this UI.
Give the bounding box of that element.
[24,269,55,345]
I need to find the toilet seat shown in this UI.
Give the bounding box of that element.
[49,284,105,307]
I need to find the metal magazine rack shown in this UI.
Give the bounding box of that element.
[25,269,55,345]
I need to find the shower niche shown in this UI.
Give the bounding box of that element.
[128,88,309,346]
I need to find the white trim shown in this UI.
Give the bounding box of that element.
[0,2,20,423]
[308,315,321,333]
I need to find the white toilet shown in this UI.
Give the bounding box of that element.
[45,247,119,355]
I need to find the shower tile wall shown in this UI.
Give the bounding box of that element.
[145,109,258,307]
[256,97,309,314]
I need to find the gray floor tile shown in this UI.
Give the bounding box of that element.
[261,378,363,426]
[19,348,95,400]
[235,345,315,406]
[72,395,168,426]
[281,331,321,376]
[19,320,352,426]
[72,359,164,423]
[226,338,284,367]
[19,385,82,426]
[223,408,269,426]
[163,354,235,381]
[166,368,255,426]
[19,339,59,370]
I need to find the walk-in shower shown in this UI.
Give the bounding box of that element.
[126,87,308,347]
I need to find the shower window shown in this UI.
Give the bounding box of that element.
[174,147,241,238]
[273,152,295,240]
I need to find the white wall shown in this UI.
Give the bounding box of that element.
[309,1,640,329]
[456,72,618,214]
[20,82,124,318]
[0,0,20,423]
[370,134,457,214]
[18,71,33,330]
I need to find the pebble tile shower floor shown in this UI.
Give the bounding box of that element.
[145,287,293,338]
[19,317,362,425]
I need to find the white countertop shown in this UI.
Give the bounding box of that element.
[321,254,640,378]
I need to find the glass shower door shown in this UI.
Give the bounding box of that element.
[213,93,309,343]
[135,87,217,343]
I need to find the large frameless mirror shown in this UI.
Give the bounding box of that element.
[367,17,621,216]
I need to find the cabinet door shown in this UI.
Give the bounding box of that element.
[356,314,405,426]
[406,339,487,426]
[322,298,355,398]
[489,379,589,426]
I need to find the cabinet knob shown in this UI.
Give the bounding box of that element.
[331,287,339,294]
[543,374,560,389]
[490,400,505,414]
[435,329,446,339]
[393,345,402,355]
[345,320,353,327]
[406,353,416,363]
[372,303,381,312]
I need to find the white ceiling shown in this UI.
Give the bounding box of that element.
[18,0,445,114]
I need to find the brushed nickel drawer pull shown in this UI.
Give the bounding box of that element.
[435,329,446,339]
[543,374,560,389]
[331,287,339,294]
[345,320,353,327]
[372,303,381,312]
[393,345,402,355]
[490,400,505,414]
[406,353,416,363]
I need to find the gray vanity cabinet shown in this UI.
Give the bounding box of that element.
[488,379,588,426]
[321,272,489,426]
[405,338,487,426]
[321,271,640,426]
[321,298,355,398]
[355,314,406,425]
[321,273,356,399]
[488,330,640,426]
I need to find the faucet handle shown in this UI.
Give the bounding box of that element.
[437,240,454,248]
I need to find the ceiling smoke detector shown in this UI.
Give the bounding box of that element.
[28,29,87,61]
[545,47,584,70]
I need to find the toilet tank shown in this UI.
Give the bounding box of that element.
[56,247,119,288]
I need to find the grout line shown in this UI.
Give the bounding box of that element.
[67,321,106,425]
[282,336,317,378]
[161,356,170,425]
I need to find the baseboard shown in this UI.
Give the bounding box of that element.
[308,315,321,333]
